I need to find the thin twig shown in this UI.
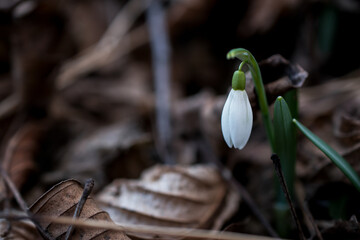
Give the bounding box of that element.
[271,154,306,240]
[65,178,94,240]
[0,167,54,240]
[197,140,280,238]
[146,0,173,164]
[0,213,287,240]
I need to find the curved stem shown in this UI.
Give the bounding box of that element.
[227,48,275,151]
[238,61,246,71]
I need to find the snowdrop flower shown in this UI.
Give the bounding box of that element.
[221,70,253,150]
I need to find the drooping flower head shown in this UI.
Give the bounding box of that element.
[221,70,253,150]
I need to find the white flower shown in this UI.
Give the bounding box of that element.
[221,89,253,150]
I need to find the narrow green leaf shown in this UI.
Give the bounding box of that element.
[293,119,360,192]
[273,97,296,197]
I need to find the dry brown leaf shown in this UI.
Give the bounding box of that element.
[29,179,131,240]
[259,54,308,88]
[96,164,239,239]
[294,73,360,199]
[299,76,360,121]
[43,121,151,188]
[0,121,48,202]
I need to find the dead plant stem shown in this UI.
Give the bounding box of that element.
[0,214,286,240]
[65,178,94,240]
[271,154,306,240]
[146,0,173,164]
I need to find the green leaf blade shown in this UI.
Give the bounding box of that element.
[273,97,296,197]
[293,119,360,192]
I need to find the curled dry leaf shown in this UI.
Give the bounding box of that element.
[96,164,239,239]
[246,54,307,107]
[30,179,130,240]
[259,54,308,88]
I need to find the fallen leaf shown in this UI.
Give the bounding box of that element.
[0,121,48,202]
[299,76,360,121]
[296,74,360,187]
[96,164,239,239]
[30,179,130,239]
[259,54,308,88]
[43,121,151,188]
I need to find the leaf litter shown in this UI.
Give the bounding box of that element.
[1,0,360,239]
[29,179,130,239]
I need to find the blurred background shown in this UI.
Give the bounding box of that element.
[1,0,360,237]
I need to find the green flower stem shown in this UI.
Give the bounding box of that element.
[227,48,275,151]
[238,61,246,71]
[293,119,360,192]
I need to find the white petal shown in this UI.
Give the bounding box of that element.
[221,89,234,147]
[229,90,253,150]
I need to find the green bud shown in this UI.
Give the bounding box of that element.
[232,70,246,90]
